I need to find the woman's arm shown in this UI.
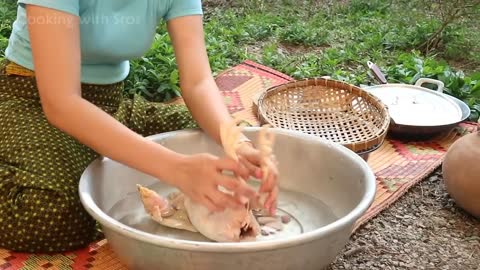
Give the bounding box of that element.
[27,5,181,184]
[166,15,240,145]
[166,15,279,214]
[26,5,256,211]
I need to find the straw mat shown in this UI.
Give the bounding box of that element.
[1,60,477,269]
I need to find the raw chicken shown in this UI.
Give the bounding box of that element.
[137,121,276,242]
[137,184,261,242]
[137,186,197,233]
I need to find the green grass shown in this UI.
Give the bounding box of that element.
[1,0,479,120]
[0,0,16,57]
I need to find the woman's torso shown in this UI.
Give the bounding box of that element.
[4,0,202,84]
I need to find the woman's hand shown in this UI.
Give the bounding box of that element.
[236,141,279,214]
[172,153,258,213]
[166,15,278,213]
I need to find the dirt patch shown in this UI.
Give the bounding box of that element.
[327,168,480,270]
[242,42,330,62]
[279,43,330,55]
[446,58,480,74]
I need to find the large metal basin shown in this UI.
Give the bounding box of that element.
[79,127,376,270]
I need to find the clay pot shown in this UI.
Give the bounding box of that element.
[442,130,480,218]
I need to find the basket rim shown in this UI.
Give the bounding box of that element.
[256,77,391,152]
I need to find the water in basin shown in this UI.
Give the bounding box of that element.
[105,181,338,242]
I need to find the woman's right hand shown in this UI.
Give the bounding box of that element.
[171,153,258,212]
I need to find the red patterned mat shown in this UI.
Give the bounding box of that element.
[1,60,477,269]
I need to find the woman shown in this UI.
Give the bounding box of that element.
[0,0,278,253]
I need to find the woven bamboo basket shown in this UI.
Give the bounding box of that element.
[257,78,390,155]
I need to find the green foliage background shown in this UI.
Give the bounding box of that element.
[1,0,479,120]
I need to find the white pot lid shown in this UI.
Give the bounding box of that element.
[364,84,463,127]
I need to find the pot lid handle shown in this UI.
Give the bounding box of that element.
[415,78,445,93]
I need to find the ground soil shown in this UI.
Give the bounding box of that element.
[326,168,480,270]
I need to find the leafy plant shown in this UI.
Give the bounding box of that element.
[124,31,181,102]
[0,1,16,59]
[383,52,480,121]
[279,21,329,47]
[413,0,480,54]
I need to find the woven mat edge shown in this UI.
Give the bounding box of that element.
[352,157,444,232]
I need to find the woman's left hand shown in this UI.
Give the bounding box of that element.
[235,141,279,214]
